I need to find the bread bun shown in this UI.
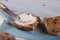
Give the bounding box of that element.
[0,32,15,40]
[11,12,40,31]
[43,16,60,35]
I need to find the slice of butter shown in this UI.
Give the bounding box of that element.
[16,13,36,25]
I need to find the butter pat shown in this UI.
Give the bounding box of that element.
[18,13,36,25]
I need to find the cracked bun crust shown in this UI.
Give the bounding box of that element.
[44,16,60,35]
[0,32,15,40]
[11,12,40,31]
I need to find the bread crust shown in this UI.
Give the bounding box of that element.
[11,13,40,31]
[44,16,60,35]
[0,32,15,40]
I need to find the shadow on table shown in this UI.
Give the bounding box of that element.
[37,20,49,35]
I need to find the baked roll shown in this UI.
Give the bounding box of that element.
[0,32,15,40]
[11,12,40,31]
[43,16,60,35]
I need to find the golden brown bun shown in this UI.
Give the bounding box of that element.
[43,16,60,35]
[0,32,15,40]
[11,13,40,31]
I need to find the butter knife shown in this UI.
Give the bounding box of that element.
[0,3,20,21]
